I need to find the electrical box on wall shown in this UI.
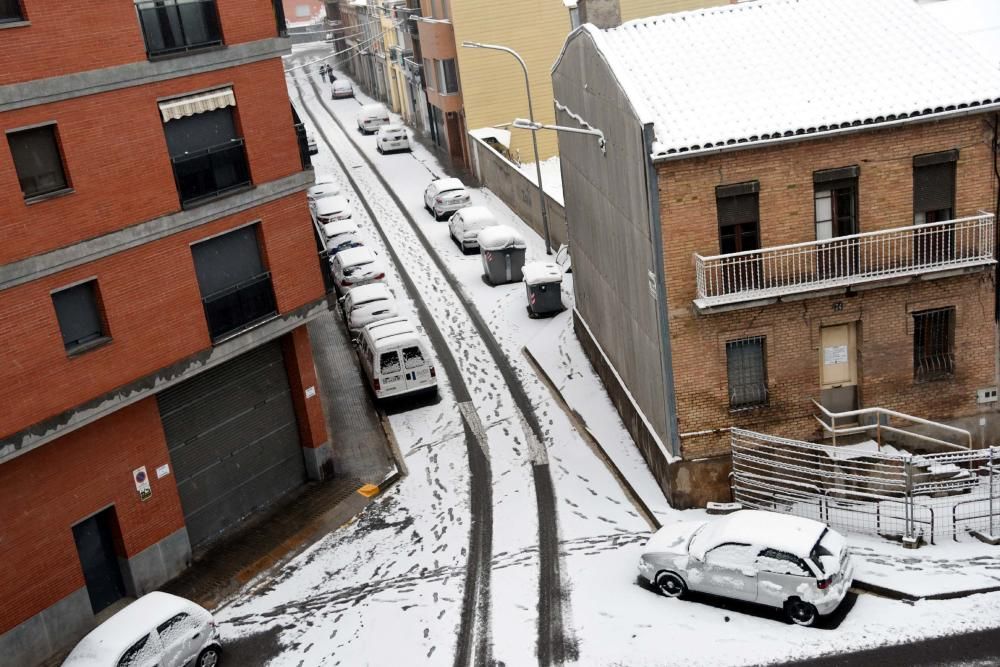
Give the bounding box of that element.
[976,387,998,404]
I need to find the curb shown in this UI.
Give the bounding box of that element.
[852,579,1000,602]
[522,344,662,531]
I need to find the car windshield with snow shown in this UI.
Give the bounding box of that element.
[638,510,853,626]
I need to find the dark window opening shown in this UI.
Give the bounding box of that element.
[0,0,24,23]
[380,351,401,374]
[727,336,767,409]
[163,106,251,207]
[192,225,277,341]
[716,183,761,293]
[52,280,108,352]
[914,307,955,381]
[440,58,459,94]
[914,159,957,264]
[136,0,223,58]
[7,124,69,200]
[814,175,859,278]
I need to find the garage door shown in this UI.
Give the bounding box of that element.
[156,342,306,547]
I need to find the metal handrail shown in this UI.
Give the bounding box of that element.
[812,399,972,450]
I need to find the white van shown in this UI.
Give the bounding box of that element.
[357,317,437,399]
[449,205,498,253]
[357,103,390,134]
[340,282,398,334]
[314,195,353,225]
[376,124,411,153]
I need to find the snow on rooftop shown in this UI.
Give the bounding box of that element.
[578,0,1000,159]
[922,0,1000,70]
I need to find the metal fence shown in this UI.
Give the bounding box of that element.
[731,428,1000,545]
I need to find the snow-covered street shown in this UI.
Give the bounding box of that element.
[208,53,1000,667]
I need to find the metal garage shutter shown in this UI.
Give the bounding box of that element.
[156,342,306,547]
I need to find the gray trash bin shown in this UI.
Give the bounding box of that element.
[523,262,564,318]
[478,225,527,285]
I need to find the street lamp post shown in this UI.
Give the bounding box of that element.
[462,41,552,255]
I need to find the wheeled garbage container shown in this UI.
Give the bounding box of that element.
[523,262,564,318]
[478,225,527,285]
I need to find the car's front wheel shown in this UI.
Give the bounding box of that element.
[655,571,686,598]
[784,598,818,627]
[198,645,222,667]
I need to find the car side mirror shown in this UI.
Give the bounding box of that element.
[338,295,346,303]
[741,566,757,577]
[351,337,359,347]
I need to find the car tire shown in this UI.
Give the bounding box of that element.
[784,598,818,627]
[434,210,443,221]
[654,571,687,598]
[197,645,222,667]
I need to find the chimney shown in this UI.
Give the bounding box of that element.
[577,0,622,29]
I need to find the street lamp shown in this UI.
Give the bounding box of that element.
[462,41,552,255]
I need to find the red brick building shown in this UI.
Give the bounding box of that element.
[553,0,1000,507]
[0,1,332,663]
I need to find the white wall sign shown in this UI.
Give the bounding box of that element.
[823,345,848,365]
[156,464,171,479]
[133,466,152,501]
[305,386,317,399]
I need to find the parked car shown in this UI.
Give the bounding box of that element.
[638,510,853,627]
[423,177,471,221]
[307,180,341,209]
[62,592,222,667]
[340,282,399,334]
[306,132,318,156]
[356,316,437,400]
[357,103,390,134]
[448,206,497,253]
[313,195,353,226]
[321,220,364,255]
[330,246,387,293]
[332,80,354,99]
[375,124,411,154]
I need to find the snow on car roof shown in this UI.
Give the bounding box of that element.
[433,177,465,192]
[333,80,353,89]
[522,261,563,286]
[690,510,826,560]
[560,0,1000,160]
[336,246,375,266]
[455,205,494,224]
[316,195,350,215]
[360,103,388,114]
[365,316,421,347]
[63,593,204,663]
[347,282,392,305]
[322,220,357,237]
[307,181,340,199]
[379,124,405,133]
[477,225,525,251]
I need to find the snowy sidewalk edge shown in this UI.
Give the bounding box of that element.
[852,579,1000,603]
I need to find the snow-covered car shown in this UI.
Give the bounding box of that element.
[307,180,341,209]
[313,195,353,225]
[357,103,390,134]
[340,282,399,334]
[638,510,853,627]
[321,220,363,255]
[332,79,354,99]
[423,177,471,221]
[330,246,387,293]
[375,124,411,154]
[448,205,497,253]
[62,592,221,667]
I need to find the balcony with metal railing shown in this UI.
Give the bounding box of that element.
[693,212,995,311]
[136,0,224,59]
[171,139,252,208]
[202,272,278,342]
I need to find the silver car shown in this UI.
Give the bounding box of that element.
[423,177,471,221]
[638,510,853,627]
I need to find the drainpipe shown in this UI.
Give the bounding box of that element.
[643,122,681,458]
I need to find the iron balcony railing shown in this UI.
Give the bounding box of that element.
[202,272,278,341]
[694,212,995,308]
[136,0,223,58]
[171,139,252,208]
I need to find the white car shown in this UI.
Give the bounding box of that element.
[638,510,853,627]
[321,220,363,255]
[307,180,341,209]
[375,124,411,154]
[62,592,221,667]
[340,282,399,334]
[313,195,353,225]
[330,246,387,293]
[357,103,390,134]
[448,205,497,253]
[332,79,354,99]
[424,177,471,221]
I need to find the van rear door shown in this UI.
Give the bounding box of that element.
[377,349,405,396]
[402,345,432,390]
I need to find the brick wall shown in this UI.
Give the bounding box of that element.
[0,192,324,440]
[0,397,184,634]
[658,114,999,460]
[0,0,281,86]
[282,325,328,450]
[0,58,301,265]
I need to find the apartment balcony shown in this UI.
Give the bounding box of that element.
[202,272,278,342]
[171,139,252,208]
[693,213,995,311]
[136,0,223,59]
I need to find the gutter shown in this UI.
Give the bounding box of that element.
[651,102,1000,164]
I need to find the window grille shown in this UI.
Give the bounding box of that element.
[726,336,768,408]
[913,308,955,380]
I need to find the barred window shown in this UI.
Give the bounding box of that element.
[726,336,768,408]
[913,308,954,381]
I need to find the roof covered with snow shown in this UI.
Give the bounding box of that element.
[571,0,1000,160]
[689,510,827,560]
[921,0,1000,70]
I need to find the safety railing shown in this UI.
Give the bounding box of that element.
[812,400,972,451]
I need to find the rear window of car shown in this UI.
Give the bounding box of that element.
[403,346,425,369]
[344,261,372,276]
[380,351,401,374]
[157,612,199,646]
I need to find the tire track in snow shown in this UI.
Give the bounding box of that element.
[296,69,575,666]
[290,74,493,667]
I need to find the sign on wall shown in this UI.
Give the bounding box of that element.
[133,466,152,502]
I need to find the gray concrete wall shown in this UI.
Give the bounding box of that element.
[578,0,622,28]
[552,30,671,448]
[0,588,92,667]
[468,135,568,250]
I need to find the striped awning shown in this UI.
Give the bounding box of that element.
[159,87,236,123]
